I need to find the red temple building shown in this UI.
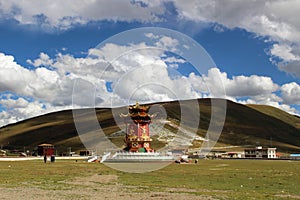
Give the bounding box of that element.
[37,143,55,156]
[121,102,153,152]
[100,102,175,164]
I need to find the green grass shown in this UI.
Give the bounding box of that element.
[119,159,300,199]
[0,160,102,189]
[0,159,299,199]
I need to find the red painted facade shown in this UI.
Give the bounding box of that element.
[121,102,153,152]
[37,144,55,156]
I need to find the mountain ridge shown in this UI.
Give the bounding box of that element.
[0,98,299,154]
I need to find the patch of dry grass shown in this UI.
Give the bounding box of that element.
[0,159,299,199]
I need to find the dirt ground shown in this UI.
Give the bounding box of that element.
[0,174,218,200]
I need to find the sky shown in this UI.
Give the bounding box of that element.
[0,0,300,127]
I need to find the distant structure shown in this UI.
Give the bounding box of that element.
[38,143,54,156]
[244,146,277,159]
[0,149,6,157]
[290,154,300,160]
[120,102,153,152]
[79,150,90,156]
[100,102,175,163]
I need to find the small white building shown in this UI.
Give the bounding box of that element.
[267,148,277,158]
[244,146,277,159]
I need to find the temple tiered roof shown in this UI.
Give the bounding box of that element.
[129,102,150,114]
[122,102,151,124]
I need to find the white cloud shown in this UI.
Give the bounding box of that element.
[1,0,300,76]
[0,52,77,107]
[1,0,300,126]
[0,0,164,29]
[0,97,29,108]
[0,53,35,94]
[5,0,299,45]
[197,68,299,115]
[272,44,300,77]
[27,52,53,67]
[281,82,300,105]
[237,96,297,115]
[278,61,300,77]
[270,44,300,62]
[1,36,299,127]
[225,75,279,97]
[0,35,188,126]
[198,68,278,98]
[172,0,300,76]
[0,44,197,126]
[0,95,75,126]
[154,36,179,52]
[0,110,17,126]
[173,0,300,42]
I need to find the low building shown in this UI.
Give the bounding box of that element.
[290,154,300,160]
[37,144,54,156]
[244,146,277,159]
[0,149,6,156]
[79,150,90,156]
[224,152,245,158]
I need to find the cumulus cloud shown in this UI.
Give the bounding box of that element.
[0,53,37,95]
[197,68,298,115]
[269,43,300,77]
[0,52,78,126]
[3,0,299,44]
[0,0,164,29]
[0,33,193,126]
[173,0,300,42]
[0,52,84,108]
[203,68,276,98]
[224,74,279,97]
[0,34,299,127]
[281,82,300,105]
[0,95,75,126]
[278,61,300,77]
[27,52,53,67]
[172,0,300,77]
[1,0,300,76]
[0,0,299,127]
[0,47,281,127]
[270,44,300,62]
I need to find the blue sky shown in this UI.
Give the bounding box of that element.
[0,0,300,126]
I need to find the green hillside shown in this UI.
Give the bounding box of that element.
[0,99,299,154]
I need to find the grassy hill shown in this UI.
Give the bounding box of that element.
[0,98,300,154]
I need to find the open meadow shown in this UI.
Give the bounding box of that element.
[0,159,299,200]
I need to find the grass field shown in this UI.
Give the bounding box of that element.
[0,159,299,199]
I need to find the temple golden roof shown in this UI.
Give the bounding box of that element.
[119,102,152,123]
[128,102,150,114]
